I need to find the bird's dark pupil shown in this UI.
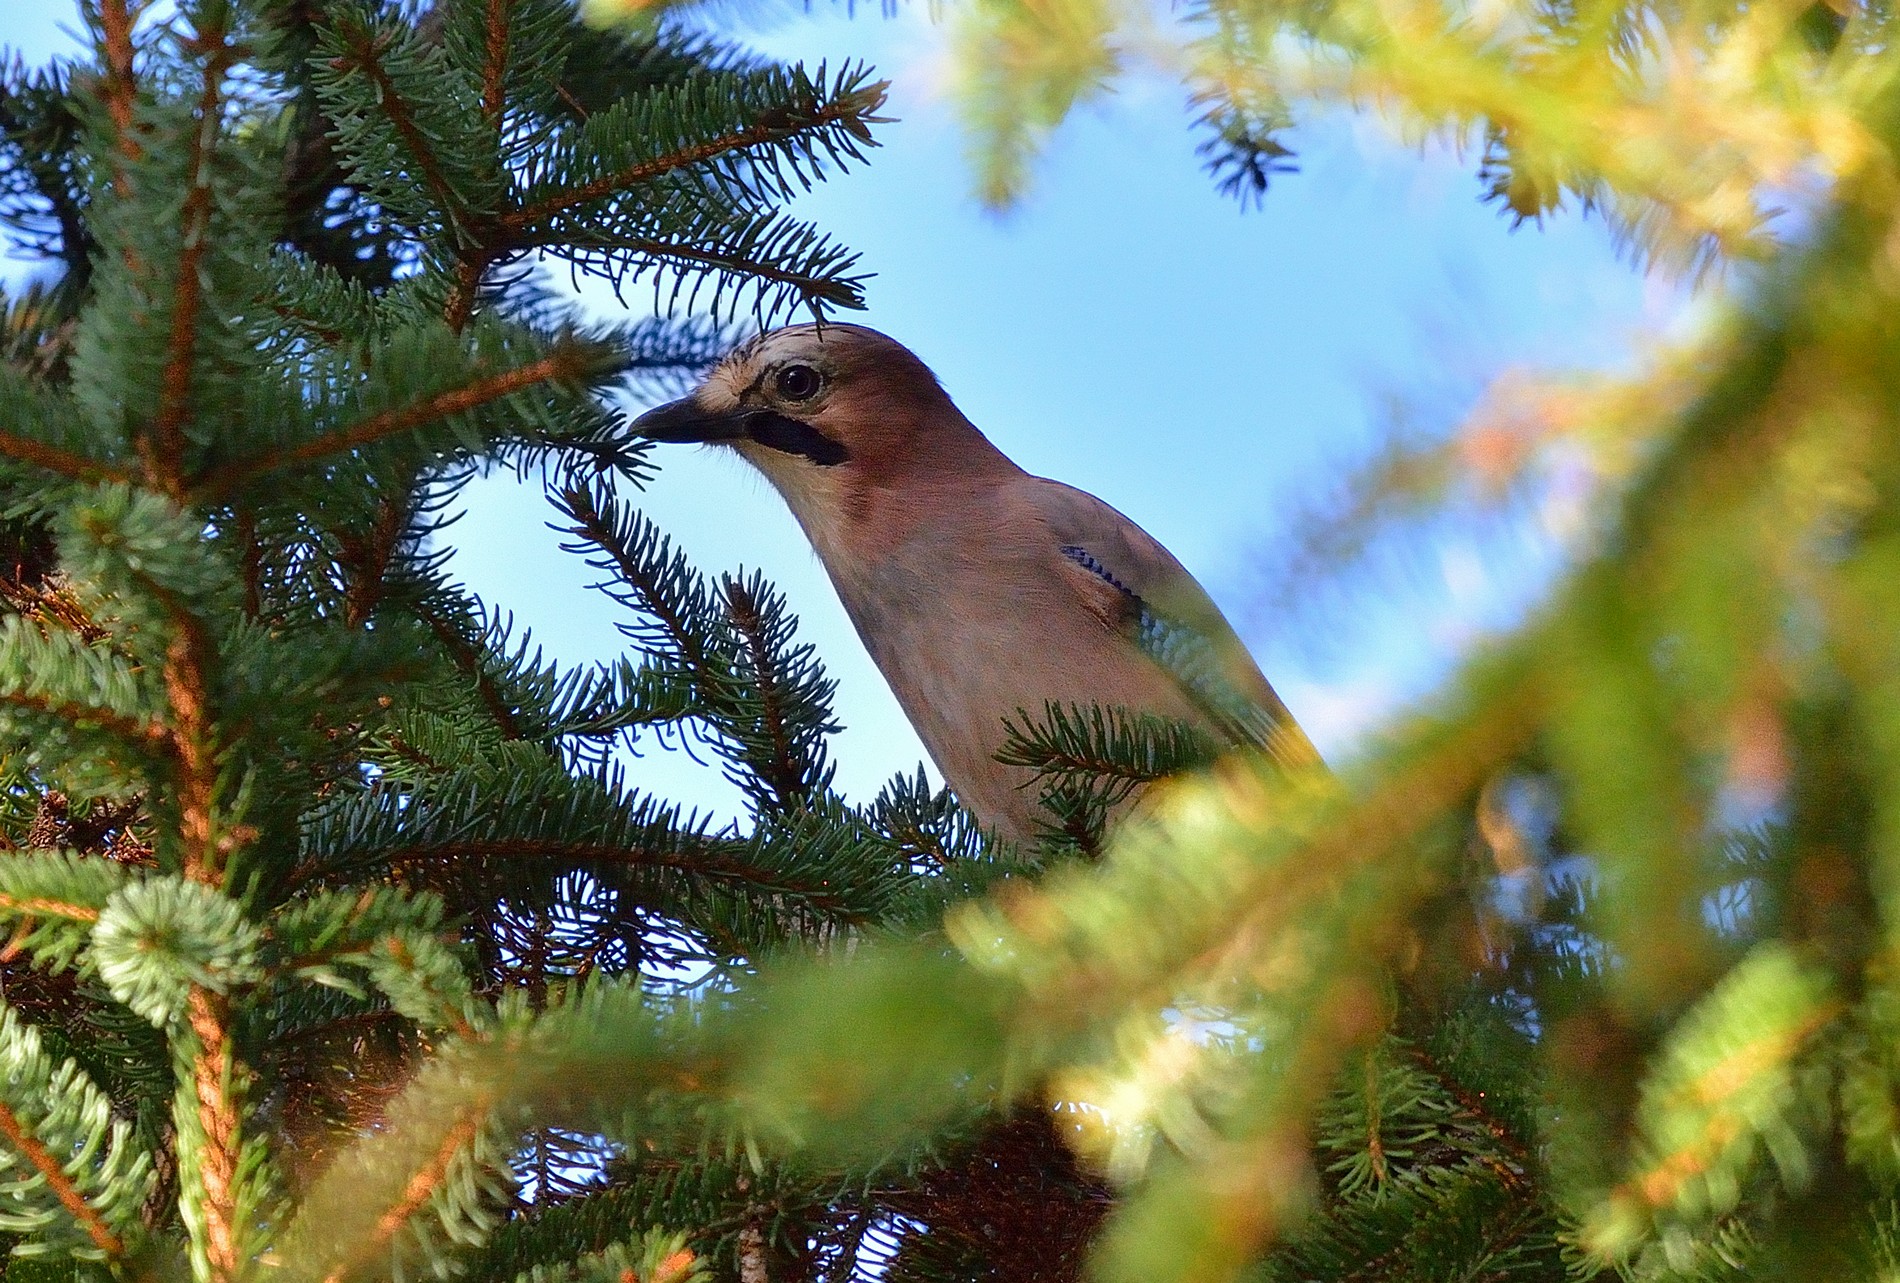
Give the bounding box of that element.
[776,365,820,400]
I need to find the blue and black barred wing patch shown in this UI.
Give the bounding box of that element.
[1060,544,1286,751]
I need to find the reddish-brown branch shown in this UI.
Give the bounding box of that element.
[186,988,242,1283]
[318,1101,493,1283]
[560,484,707,670]
[233,508,262,619]
[1160,691,1538,1003]
[163,618,219,883]
[502,89,885,231]
[443,252,490,335]
[331,15,511,331]
[270,302,346,348]
[525,232,851,301]
[96,0,143,180]
[0,1099,124,1257]
[481,0,509,129]
[0,432,130,485]
[148,29,235,497]
[194,351,583,499]
[721,578,807,811]
[0,919,34,964]
[0,688,168,749]
[333,23,463,221]
[418,605,521,739]
[0,894,103,923]
[343,496,410,628]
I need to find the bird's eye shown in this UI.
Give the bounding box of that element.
[774,363,823,401]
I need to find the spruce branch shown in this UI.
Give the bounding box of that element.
[0,1002,152,1262]
[0,616,171,783]
[180,987,245,1283]
[161,612,221,883]
[340,493,415,628]
[0,893,99,923]
[999,703,1221,790]
[321,13,471,231]
[279,1034,529,1283]
[723,577,807,812]
[146,16,237,500]
[481,0,511,130]
[417,603,526,742]
[0,1098,124,1258]
[93,0,145,182]
[0,364,130,481]
[447,255,491,336]
[716,572,836,814]
[0,849,132,969]
[90,877,262,1029]
[550,215,867,318]
[317,1100,491,1283]
[0,685,165,751]
[1583,945,1842,1263]
[195,345,602,501]
[554,479,712,671]
[386,836,862,914]
[0,431,129,484]
[503,73,890,231]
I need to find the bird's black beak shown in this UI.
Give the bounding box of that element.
[630,396,747,444]
[631,397,850,467]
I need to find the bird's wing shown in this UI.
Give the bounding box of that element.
[1028,478,1320,769]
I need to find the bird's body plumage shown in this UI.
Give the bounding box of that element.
[634,324,1315,841]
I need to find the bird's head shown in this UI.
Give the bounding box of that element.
[629,324,1009,494]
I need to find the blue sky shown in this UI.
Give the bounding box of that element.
[3,1,1678,815]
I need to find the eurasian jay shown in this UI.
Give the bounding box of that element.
[633,324,1317,842]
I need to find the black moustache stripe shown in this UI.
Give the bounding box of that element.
[743,411,849,466]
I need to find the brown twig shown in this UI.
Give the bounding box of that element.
[720,577,811,811]
[162,617,220,883]
[443,252,491,336]
[0,1099,124,1257]
[0,689,168,749]
[186,988,242,1283]
[330,22,463,218]
[95,0,143,180]
[560,483,707,670]
[0,431,130,485]
[417,604,521,740]
[317,1100,493,1283]
[0,894,103,923]
[524,233,854,305]
[147,25,236,498]
[194,350,585,500]
[481,0,509,129]
[269,301,347,348]
[342,496,410,628]
[502,88,887,231]
[233,508,262,619]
